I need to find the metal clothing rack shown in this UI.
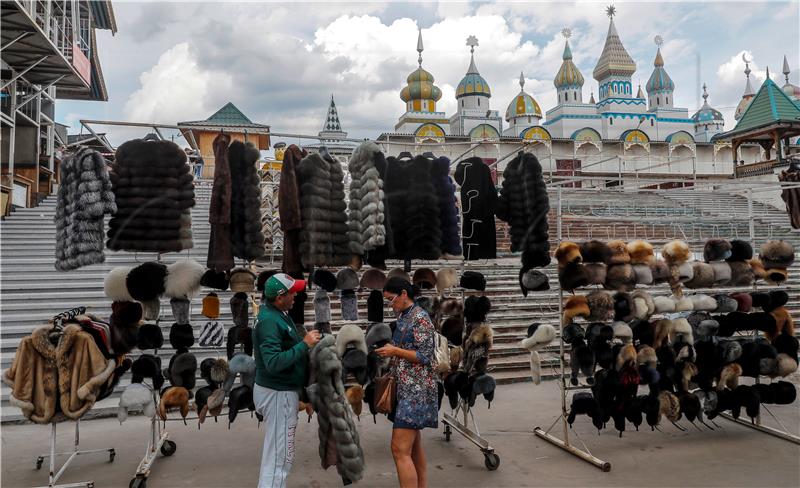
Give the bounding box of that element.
[33,420,115,488]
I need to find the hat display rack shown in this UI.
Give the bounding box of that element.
[532,181,800,473]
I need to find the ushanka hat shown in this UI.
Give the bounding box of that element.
[412,268,437,290]
[703,239,732,262]
[584,263,607,285]
[164,259,205,299]
[200,269,229,291]
[759,240,795,268]
[580,240,613,264]
[628,240,655,265]
[521,323,556,384]
[169,320,195,352]
[166,352,198,390]
[131,354,164,390]
[127,262,167,301]
[229,268,257,293]
[555,241,582,267]
[607,240,630,265]
[312,269,338,292]
[336,268,360,291]
[314,289,331,323]
[230,292,250,327]
[223,353,257,392]
[105,266,134,302]
[117,382,155,424]
[171,296,191,324]
[436,268,458,295]
[387,267,411,283]
[110,301,143,354]
[727,240,753,261]
[158,386,190,421]
[360,268,387,291]
[558,262,588,292]
[460,271,486,291]
[137,323,164,350]
[227,385,255,426]
[520,268,550,296]
[340,289,358,321]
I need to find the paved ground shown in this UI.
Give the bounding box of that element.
[2,382,799,488]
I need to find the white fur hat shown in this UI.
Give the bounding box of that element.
[631,290,655,320]
[674,296,694,312]
[164,259,205,299]
[105,266,134,302]
[653,296,676,314]
[117,382,155,424]
[690,294,717,312]
[670,318,694,344]
[336,323,368,358]
[520,324,556,385]
[612,321,633,343]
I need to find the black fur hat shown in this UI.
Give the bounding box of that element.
[732,385,760,420]
[441,316,464,345]
[703,239,732,262]
[194,385,215,414]
[468,374,496,407]
[679,391,702,422]
[761,290,789,312]
[312,269,337,292]
[200,269,229,291]
[227,385,255,426]
[464,295,491,323]
[567,392,603,430]
[520,269,550,296]
[773,332,799,358]
[768,381,797,405]
[367,290,384,323]
[580,240,613,264]
[365,322,392,350]
[727,240,753,261]
[131,354,164,390]
[126,262,167,301]
[110,317,140,356]
[288,290,307,325]
[167,352,197,390]
[111,301,143,328]
[256,269,279,294]
[460,271,486,291]
[230,292,250,327]
[613,292,635,322]
[631,319,655,347]
[444,371,468,410]
[342,349,369,385]
[558,262,589,292]
[169,323,195,352]
[137,323,164,350]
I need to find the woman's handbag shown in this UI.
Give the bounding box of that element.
[374,370,397,414]
[433,333,451,374]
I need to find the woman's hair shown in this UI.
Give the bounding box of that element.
[383,277,420,299]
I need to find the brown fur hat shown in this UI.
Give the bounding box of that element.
[360,268,387,290]
[580,240,613,264]
[555,241,582,267]
[749,258,766,281]
[632,264,654,285]
[586,291,614,322]
[158,386,190,421]
[613,292,635,322]
[559,262,589,292]
[650,259,671,284]
[563,295,590,325]
[703,239,732,262]
[759,240,795,268]
[728,261,754,286]
[659,391,681,422]
[684,262,715,289]
[654,319,674,348]
[583,263,607,285]
[637,346,657,367]
[412,268,437,290]
[615,343,637,370]
[607,240,630,265]
[764,267,789,286]
[604,264,636,291]
[717,363,742,391]
[628,240,655,265]
[709,261,731,286]
[662,240,691,266]
[769,307,796,341]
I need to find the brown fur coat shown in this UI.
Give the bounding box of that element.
[279,145,307,274]
[3,324,115,423]
[207,133,235,271]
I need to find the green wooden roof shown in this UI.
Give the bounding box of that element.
[732,77,800,133]
[178,102,269,130]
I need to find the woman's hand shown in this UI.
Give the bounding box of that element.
[375,344,396,358]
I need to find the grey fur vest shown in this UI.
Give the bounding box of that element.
[54,148,116,271]
[347,142,387,255]
[307,335,364,483]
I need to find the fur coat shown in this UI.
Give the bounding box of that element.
[307,335,365,483]
[365,152,395,269]
[55,147,116,271]
[298,153,351,268]
[229,141,266,261]
[279,145,307,274]
[107,139,195,252]
[207,133,234,271]
[3,324,116,423]
[431,156,462,257]
[385,155,442,260]
[454,157,497,260]
[347,142,387,255]
[495,153,551,270]
[779,168,800,229]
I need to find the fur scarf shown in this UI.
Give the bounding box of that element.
[229,141,266,261]
[307,335,365,483]
[347,142,387,255]
[431,156,462,256]
[55,148,116,271]
[207,133,234,272]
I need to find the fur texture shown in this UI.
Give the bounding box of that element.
[627,240,655,265]
[580,240,613,264]
[207,133,234,272]
[717,363,742,391]
[704,239,732,262]
[431,156,462,256]
[605,264,636,291]
[336,324,368,358]
[607,240,630,265]
[104,266,134,302]
[555,241,582,267]
[690,294,717,312]
[558,262,588,292]
[520,324,555,384]
[586,291,614,322]
[158,386,190,420]
[671,318,694,344]
[759,240,795,268]
[562,295,590,325]
[709,261,732,286]
[117,382,155,423]
[229,141,266,261]
[769,307,796,341]
[584,263,607,285]
[728,240,753,261]
[662,240,691,266]
[412,268,437,290]
[520,269,549,295]
[454,157,497,260]
[435,268,458,295]
[347,142,388,255]
[164,259,205,299]
[684,262,715,289]
[632,264,654,285]
[126,262,167,301]
[653,296,676,314]
[658,391,681,422]
[631,290,655,320]
[386,155,442,260]
[650,260,671,283]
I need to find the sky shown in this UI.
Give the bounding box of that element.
[59,0,800,147]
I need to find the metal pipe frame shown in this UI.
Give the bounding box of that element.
[1,56,48,91]
[718,413,800,445]
[32,419,110,488]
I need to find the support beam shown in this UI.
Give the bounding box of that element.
[0,56,48,91]
[1,32,31,50]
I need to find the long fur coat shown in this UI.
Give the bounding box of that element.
[454,157,497,260]
[297,153,351,268]
[279,145,307,274]
[107,139,195,252]
[229,141,266,261]
[347,142,387,255]
[495,153,551,270]
[385,155,442,260]
[207,133,234,271]
[431,156,462,256]
[3,324,116,424]
[54,148,116,271]
[307,335,365,483]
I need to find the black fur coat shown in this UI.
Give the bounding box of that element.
[228,141,265,261]
[385,155,441,260]
[454,158,497,260]
[279,145,307,274]
[207,133,234,271]
[431,156,462,257]
[107,139,195,252]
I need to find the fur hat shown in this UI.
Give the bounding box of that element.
[164,259,205,299]
[612,322,633,344]
[387,267,411,283]
[229,292,249,327]
[728,261,753,286]
[770,307,795,340]
[562,322,585,344]
[696,319,719,341]
[709,261,731,286]
[345,385,364,416]
[704,239,732,262]
[653,319,674,348]
[718,340,742,363]
[140,298,161,322]
[637,345,658,367]
[555,241,582,267]
[586,291,614,322]
[256,269,279,294]
[435,268,458,295]
[631,290,655,320]
[367,290,384,323]
[202,293,220,319]
[223,353,257,392]
[663,240,692,266]
[728,240,753,261]
[340,289,358,321]
[111,300,143,328]
[166,352,197,390]
[632,264,653,286]
[685,262,715,289]
[767,381,797,404]
[105,266,134,302]
[336,323,368,358]
[650,260,671,284]
[773,332,799,358]
[444,371,468,410]
[137,323,164,350]
[690,294,717,312]
[464,295,491,323]
[775,354,798,377]
[764,267,789,286]
[580,240,613,264]
[202,388,226,421]
[312,269,338,292]
[229,268,256,293]
[628,240,655,265]
[360,268,387,291]
[441,316,464,346]
[227,385,255,426]
[759,240,795,268]
[200,358,229,386]
[117,382,155,424]
[520,323,556,384]
[562,295,590,325]
[170,297,191,324]
[411,268,436,290]
[674,295,693,312]
[158,386,190,421]
[605,264,636,291]
[567,392,603,430]
[583,263,607,285]
[613,292,634,322]
[313,289,331,323]
[764,290,788,312]
[468,374,496,407]
[365,322,392,350]
[200,270,229,291]
[658,390,681,423]
[460,271,486,291]
[713,294,738,313]
[342,350,369,385]
[671,318,693,343]
[558,263,587,292]
[131,354,164,390]
[730,292,752,312]
[126,262,167,302]
[336,268,360,291]
[415,296,434,316]
[733,385,761,421]
[607,240,630,265]
[675,261,694,284]
[653,296,676,314]
[520,269,550,296]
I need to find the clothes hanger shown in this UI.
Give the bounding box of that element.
[319,145,333,161]
[462,189,479,215]
[421,151,435,159]
[397,151,413,160]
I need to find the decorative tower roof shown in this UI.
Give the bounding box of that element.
[505,72,542,121]
[734,54,756,120]
[692,83,724,123]
[456,36,491,98]
[646,36,675,93]
[636,84,645,98]
[400,29,442,107]
[319,94,347,140]
[554,28,585,88]
[782,54,800,100]
[593,5,636,81]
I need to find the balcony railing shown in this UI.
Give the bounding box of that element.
[19,0,91,63]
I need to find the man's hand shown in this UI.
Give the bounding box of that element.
[375,344,396,358]
[303,330,321,348]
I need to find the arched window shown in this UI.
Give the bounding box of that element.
[666,97,669,104]
[650,119,654,126]
[609,117,613,125]
[527,116,531,123]
[573,91,577,101]
[461,100,464,107]
[657,97,660,105]
[477,98,480,107]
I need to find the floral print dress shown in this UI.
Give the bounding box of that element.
[390,304,438,430]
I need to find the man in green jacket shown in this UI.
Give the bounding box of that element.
[254,273,320,488]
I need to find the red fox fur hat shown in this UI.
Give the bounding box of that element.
[555,241,582,267]
[662,240,691,266]
[627,240,655,265]
[607,240,630,265]
[562,295,590,325]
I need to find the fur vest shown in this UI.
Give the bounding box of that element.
[385,155,442,260]
[431,156,462,256]
[207,133,234,271]
[54,148,116,271]
[297,153,351,268]
[454,158,497,260]
[107,139,195,253]
[307,335,365,483]
[347,142,387,255]
[3,324,116,423]
[279,145,307,274]
[229,141,266,261]
[495,153,551,269]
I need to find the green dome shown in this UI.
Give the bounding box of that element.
[400,67,442,103]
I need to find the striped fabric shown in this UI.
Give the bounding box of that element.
[199,320,225,347]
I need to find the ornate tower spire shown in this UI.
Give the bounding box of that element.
[783,55,791,84]
[519,71,525,90]
[743,53,755,96]
[319,94,346,140]
[555,26,584,104]
[466,35,479,74]
[417,28,424,67]
[593,4,636,98]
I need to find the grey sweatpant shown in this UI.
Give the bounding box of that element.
[254,385,299,488]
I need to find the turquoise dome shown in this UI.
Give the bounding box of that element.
[456,72,491,98]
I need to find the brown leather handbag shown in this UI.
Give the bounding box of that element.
[374,370,396,414]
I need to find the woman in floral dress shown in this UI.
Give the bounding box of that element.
[376,277,438,488]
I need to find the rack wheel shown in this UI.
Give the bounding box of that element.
[35,456,43,470]
[484,452,500,471]
[109,449,116,463]
[161,440,177,456]
[88,483,94,488]
[129,477,147,488]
